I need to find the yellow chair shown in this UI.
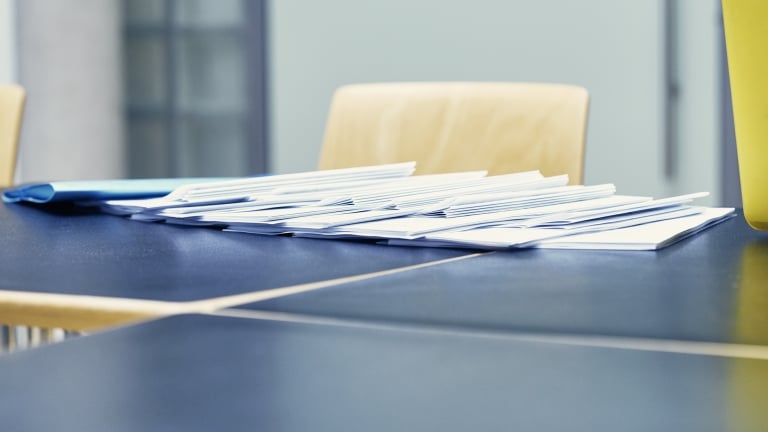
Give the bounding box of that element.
[0,84,26,188]
[318,82,589,184]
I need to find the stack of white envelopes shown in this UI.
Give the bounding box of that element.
[100,162,735,251]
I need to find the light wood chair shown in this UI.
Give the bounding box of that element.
[0,84,26,188]
[318,82,589,184]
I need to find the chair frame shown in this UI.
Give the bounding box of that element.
[0,84,26,188]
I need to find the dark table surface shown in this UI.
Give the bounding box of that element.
[0,202,472,301]
[1,313,766,432]
[236,211,768,346]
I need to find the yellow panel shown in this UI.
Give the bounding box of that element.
[722,0,768,230]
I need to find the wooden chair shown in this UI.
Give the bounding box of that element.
[318,82,589,184]
[0,84,26,188]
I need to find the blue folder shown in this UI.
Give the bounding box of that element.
[2,178,226,204]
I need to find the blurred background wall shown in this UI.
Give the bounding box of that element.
[14,0,124,182]
[0,0,739,207]
[0,0,16,83]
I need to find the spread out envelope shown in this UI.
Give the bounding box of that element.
[389,207,735,251]
[422,184,616,217]
[319,194,636,240]
[533,207,735,250]
[100,162,418,214]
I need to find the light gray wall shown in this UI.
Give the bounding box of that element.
[268,0,721,204]
[0,0,17,84]
[675,0,720,205]
[16,0,124,182]
[5,0,723,202]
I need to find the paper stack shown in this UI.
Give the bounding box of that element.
[101,163,735,250]
[6,162,735,251]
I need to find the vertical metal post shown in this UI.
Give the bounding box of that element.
[164,0,179,176]
[664,0,679,179]
[245,0,269,174]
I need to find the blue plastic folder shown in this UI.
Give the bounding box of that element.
[2,178,223,204]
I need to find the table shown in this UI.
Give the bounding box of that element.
[0,202,475,329]
[1,202,768,430]
[234,211,768,346]
[1,313,767,432]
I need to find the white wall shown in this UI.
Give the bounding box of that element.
[0,0,17,83]
[5,0,722,199]
[15,0,124,182]
[269,0,721,204]
[675,0,720,204]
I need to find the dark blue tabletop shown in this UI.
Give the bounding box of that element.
[237,212,768,346]
[1,314,765,432]
[0,202,471,301]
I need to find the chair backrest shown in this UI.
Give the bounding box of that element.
[0,84,26,188]
[318,82,589,184]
